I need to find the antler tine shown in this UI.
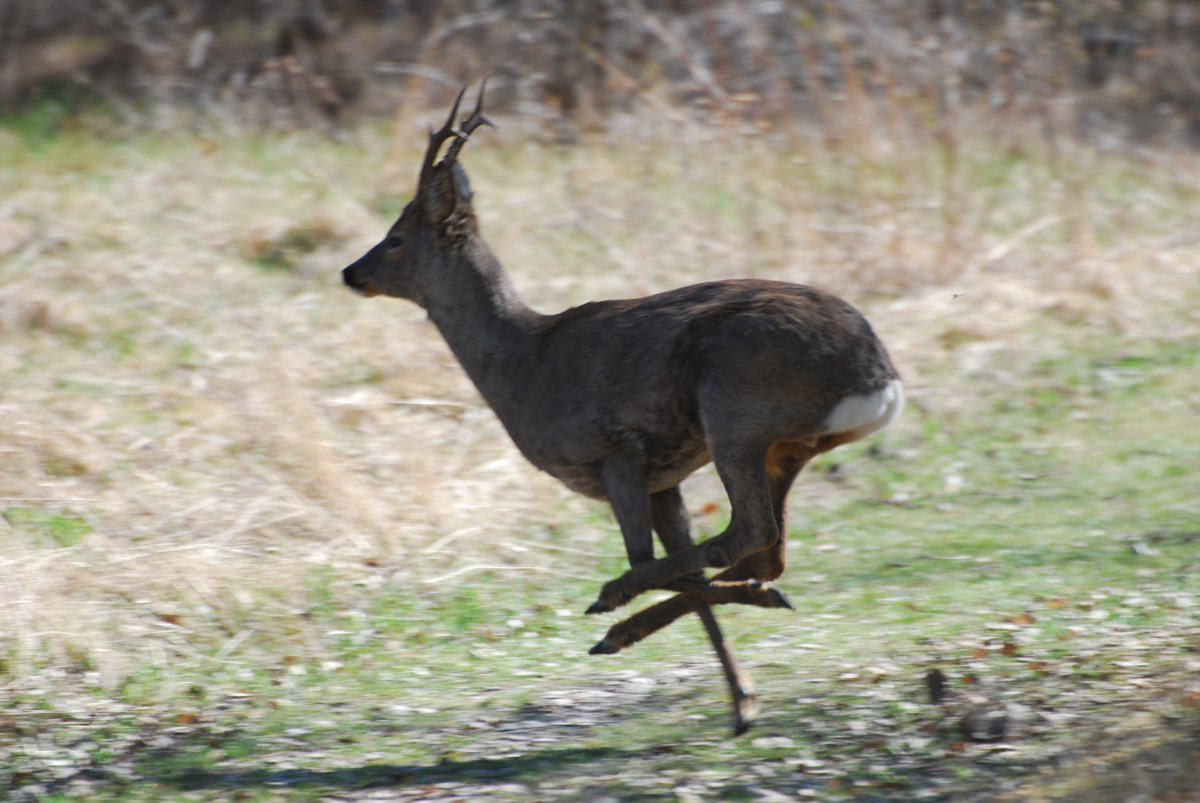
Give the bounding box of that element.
[418,84,467,189]
[443,74,497,166]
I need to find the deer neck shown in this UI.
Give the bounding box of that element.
[423,236,540,408]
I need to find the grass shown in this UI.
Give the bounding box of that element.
[1,506,91,546]
[0,109,1199,801]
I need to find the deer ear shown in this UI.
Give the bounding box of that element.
[422,163,474,228]
[421,166,456,226]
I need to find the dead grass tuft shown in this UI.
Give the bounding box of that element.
[0,288,48,333]
[238,218,348,275]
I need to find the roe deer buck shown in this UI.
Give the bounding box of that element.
[343,79,903,735]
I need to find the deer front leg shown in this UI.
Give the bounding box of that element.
[696,606,757,736]
[653,486,757,735]
[595,472,758,734]
[592,484,758,734]
[587,447,777,614]
[600,449,656,567]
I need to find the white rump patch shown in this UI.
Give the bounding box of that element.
[823,379,905,441]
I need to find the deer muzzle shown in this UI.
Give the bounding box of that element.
[342,255,379,297]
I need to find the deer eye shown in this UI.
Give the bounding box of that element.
[385,236,403,250]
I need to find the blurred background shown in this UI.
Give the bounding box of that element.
[2,0,1200,145]
[1,4,1199,796]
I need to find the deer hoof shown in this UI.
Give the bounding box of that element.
[588,638,620,655]
[733,693,759,736]
[588,581,633,614]
[767,586,796,611]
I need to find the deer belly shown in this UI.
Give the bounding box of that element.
[822,379,905,442]
[644,446,712,494]
[543,463,609,500]
[537,442,711,500]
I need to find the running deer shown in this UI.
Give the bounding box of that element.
[342,80,903,735]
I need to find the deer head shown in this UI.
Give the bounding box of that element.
[343,79,496,304]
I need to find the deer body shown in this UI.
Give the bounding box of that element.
[343,82,902,735]
[428,275,897,501]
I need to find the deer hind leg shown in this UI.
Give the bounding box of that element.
[591,441,815,652]
[733,439,813,581]
[587,437,778,614]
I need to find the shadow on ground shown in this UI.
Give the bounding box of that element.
[147,747,628,795]
[995,727,1200,803]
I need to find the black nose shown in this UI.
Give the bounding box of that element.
[342,264,374,297]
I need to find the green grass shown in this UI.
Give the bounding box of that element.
[2,506,92,546]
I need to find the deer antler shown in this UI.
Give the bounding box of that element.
[442,74,497,167]
[418,84,467,191]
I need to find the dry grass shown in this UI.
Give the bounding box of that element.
[1,108,1199,696]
